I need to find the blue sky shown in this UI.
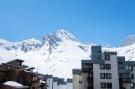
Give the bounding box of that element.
[0,0,135,47]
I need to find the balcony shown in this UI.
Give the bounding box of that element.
[119,78,131,83]
[119,74,133,79]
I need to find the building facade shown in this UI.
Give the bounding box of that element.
[72,69,82,89]
[53,77,59,89]
[45,75,73,89]
[58,78,66,89]
[73,46,135,89]
[66,79,73,89]
[0,59,46,89]
[46,75,53,89]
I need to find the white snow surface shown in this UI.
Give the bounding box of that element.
[40,80,46,84]
[3,81,23,87]
[0,29,135,79]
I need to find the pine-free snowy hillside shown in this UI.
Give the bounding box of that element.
[0,29,135,78]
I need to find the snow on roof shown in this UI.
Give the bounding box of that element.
[40,80,46,84]
[3,81,23,87]
[3,81,29,88]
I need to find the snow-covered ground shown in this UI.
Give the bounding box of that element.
[0,29,135,79]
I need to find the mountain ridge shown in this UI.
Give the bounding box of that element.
[0,29,135,79]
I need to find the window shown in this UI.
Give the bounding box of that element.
[107,83,112,88]
[100,82,106,88]
[96,50,101,53]
[100,73,105,79]
[100,64,111,70]
[128,65,133,71]
[100,64,105,70]
[106,73,112,79]
[101,82,112,89]
[100,73,112,79]
[131,74,134,79]
[105,55,110,61]
[118,62,122,64]
[79,81,82,83]
[106,64,111,70]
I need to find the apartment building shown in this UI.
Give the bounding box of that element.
[66,79,73,89]
[58,78,66,89]
[45,75,73,89]
[46,75,53,89]
[0,59,46,89]
[53,77,59,89]
[73,46,135,89]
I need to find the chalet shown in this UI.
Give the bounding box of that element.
[0,59,46,89]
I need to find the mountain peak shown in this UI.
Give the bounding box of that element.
[54,29,78,41]
[42,29,78,43]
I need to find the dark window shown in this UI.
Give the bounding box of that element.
[100,82,106,88]
[105,55,110,61]
[100,73,105,79]
[106,64,111,70]
[107,83,112,88]
[118,62,123,64]
[101,82,112,88]
[131,74,134,79]
[128,66,133,71]
[79,81,82,83]
[106,73,112,79]
[100,64,111,70]
[100,64,105,70]
[97,50,101,53]
[100,73,112,79]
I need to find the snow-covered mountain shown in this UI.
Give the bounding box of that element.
[0,29,135,79]
[121,35,135,46]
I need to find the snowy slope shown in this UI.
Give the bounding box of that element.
[0,29,135,79]
[104,43,135,61]
[121,35,135,46]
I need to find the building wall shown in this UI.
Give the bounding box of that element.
[110,55,119,89]
[73,46,135,89]
[130,66,135,89]
[81,73,89,89]
[47,78,53,89]
[93,64,100,89]
[59,84,66,89]
[53,82,58,89]
[0,85,16,89]
[93,54,120,89]
[66,82,73,89]
[133,67,135,89]
[73,74,82,89]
